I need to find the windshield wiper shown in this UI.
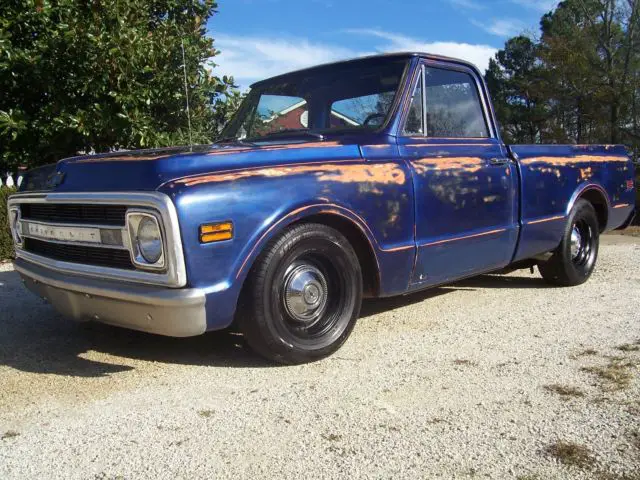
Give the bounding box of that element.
[259,129,325,140]
[215,137,258,147]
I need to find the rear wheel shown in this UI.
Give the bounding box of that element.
[539,199,599,286]
[238,223,362,364]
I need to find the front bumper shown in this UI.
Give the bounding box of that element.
[14,258,207,337]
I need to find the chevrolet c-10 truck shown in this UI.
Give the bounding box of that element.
[8,53,636,364]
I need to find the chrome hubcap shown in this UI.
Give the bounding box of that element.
[283,264,328,324]
[570,225,582,260]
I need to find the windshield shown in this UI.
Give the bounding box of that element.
[220,59,408,141]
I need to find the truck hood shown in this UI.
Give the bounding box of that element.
[18,141,363,193]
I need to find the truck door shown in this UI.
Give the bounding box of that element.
[398,61,519,287]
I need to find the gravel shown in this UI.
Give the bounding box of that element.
[0,234,639,479]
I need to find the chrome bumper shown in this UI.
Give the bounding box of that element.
[14,258,207,337]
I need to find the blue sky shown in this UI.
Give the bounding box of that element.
[207,0,557,89]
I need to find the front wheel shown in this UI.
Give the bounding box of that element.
[539,199,599,286]
[237,223,363,364]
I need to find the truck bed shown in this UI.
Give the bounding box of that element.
[510,144,635,262]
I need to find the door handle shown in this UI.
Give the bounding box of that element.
[488,157,510,166]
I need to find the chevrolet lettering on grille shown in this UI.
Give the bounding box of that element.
[24,222,102,244]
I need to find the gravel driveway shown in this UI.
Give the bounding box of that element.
[1,235,639,480]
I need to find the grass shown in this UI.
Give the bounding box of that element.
[544,384,585,398]
[582,357,636,391]
[378,423,401,432]
[321,433,342,442]
[198,409,215,418]
[546,441,595,468]
[630,431,640,451]
[577,348,599,356]
[426,417,448,424]
[597,473,640,480]
[453,359,477,366]
[617,342,640,353]
[613,225,640,237]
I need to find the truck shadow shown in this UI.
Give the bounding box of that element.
[360,273,549,318]
[0,268,549,377]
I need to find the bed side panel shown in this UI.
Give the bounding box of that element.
[510,144,633,262]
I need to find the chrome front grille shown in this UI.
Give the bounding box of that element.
[24,237,135,270]
[20,203,127,226]
[8,192,187,287]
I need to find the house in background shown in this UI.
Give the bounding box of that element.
[266,100,361,131]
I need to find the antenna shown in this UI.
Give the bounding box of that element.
[181,39,193,151]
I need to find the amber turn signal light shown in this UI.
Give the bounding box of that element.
[200,222,233,243]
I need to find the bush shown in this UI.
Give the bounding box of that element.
[0,1,238,172]
[635,170,640,226]
[0,186,16,261]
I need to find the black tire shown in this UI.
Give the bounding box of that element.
[237,223,363,364]
[539,199,599,286]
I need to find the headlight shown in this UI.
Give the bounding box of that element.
[8,207,22,246]
[126,211,165,270]
[137,217,162,264]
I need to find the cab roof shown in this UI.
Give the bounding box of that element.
[250,52,482,88]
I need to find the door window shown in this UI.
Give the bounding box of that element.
[403,72,424,136]
[425,67,489,138]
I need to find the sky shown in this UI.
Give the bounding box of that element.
[206,0,558,90]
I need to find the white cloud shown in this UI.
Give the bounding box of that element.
[210,29,498,87]
[471,18,527,37]
[211,34,358,87]
[509,0,557,12]
[449,0,485,10]
[345,29,497,72]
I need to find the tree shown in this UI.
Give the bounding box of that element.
[0,0,239,171]
[539,0,639,145]
[485,0,640,159]
[485,36,548,143]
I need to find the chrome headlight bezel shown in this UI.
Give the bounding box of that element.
[126,210,166,271]
[8,206,22,247]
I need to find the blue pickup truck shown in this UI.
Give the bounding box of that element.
[8,53,636,364]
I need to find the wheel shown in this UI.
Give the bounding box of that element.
[539,199,599,286]
[237,223,363,364]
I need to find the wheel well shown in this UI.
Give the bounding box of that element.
[293,214,380,297]
[579,189,608,232]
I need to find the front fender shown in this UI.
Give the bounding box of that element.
[232,201,382,286]
[160,158,415,330]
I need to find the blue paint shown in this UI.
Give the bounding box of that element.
[18,53,636,332]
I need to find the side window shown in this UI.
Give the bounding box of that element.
[425,67,489,138]
[403,72,423,136]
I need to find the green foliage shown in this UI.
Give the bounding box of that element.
[0,0,240,171]
[0,187,16,261]
[485,36,548,144]
[486,0,640,156]
[636,170,640,223]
